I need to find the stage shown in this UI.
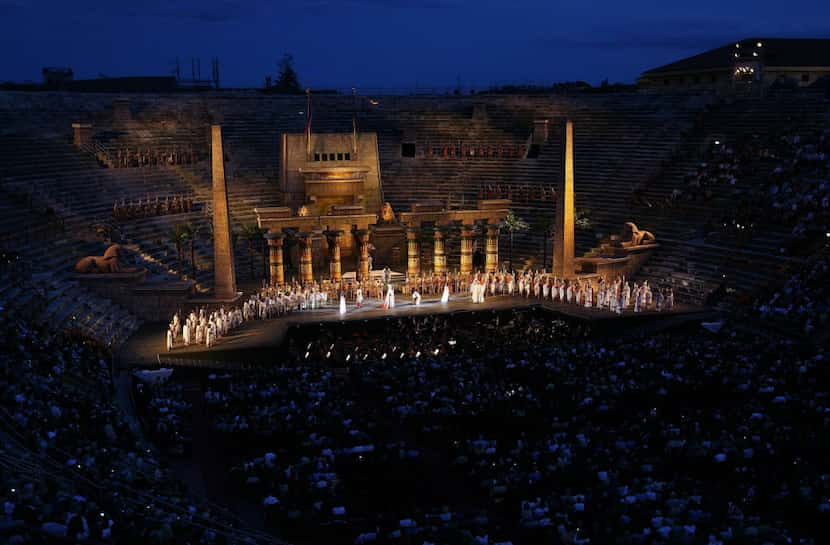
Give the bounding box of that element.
[116,294,715,369]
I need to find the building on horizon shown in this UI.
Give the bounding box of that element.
[638,37,830,91]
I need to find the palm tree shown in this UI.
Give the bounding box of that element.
[575,209,591,230]
[179,222,198,279]
[241,223,266,280]
[542,220,556,272]
[168,223,190,278]
[500,210,529,271]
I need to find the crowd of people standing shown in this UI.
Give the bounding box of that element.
[112,194,195,221]
[110,147,201,169]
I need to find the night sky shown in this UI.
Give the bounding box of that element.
[1,0,828,91]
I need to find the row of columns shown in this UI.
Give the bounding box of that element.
[405,224,500,278]
[265,228,372,287]
[264,224,500,286]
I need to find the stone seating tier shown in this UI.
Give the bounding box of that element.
[1,90,827,307]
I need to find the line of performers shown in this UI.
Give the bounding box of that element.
[463,271,674,313]
[400,271,673,313]
[166,271,675,350]
[166,305,244,351]
[165,284,341,350]
[113,194,195,221]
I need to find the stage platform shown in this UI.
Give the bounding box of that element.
[117,295,715,369]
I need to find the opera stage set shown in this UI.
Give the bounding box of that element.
[104,112,670,366]
[244,119,656,292]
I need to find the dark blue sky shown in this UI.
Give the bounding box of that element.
[1,0,828,90]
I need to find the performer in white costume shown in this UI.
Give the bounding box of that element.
[339,294,347,315]
[441,283,450,304]
[412,290,422,306]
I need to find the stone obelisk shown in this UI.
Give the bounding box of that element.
[211,125,237,299]
[552,119,575,278]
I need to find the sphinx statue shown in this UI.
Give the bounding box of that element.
[620,222,656,247]
[380,201,397,224]
[74,244,141,274]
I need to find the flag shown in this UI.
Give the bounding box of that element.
[351,87,358,156]
[352,114,358,155]
[305,89,312,158]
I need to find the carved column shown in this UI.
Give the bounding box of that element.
[265,231,285,287]
[298,232,314,285]
[406,227,420,278]
[354,228,371,281]
[324,230,343,282]
[433,227,447,275]
[460,224,474,275]
[485,224,500,273]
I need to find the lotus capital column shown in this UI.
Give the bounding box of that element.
[433,226,447,275]
[406,227,420,278]
[324,230,343,282]
[485,224,500,273]
[354,228,371,281]
[460,224,474,275]
[297,232,314,285]
[264,231,285,287]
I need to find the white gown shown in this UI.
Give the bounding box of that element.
[386,286,395,309]
[441,284,450,303]
[339,295,347,315]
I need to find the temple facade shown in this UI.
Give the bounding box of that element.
[280,131,383,215]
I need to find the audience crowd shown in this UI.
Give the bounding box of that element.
[140,309,828,545]
[657,129,829,246]
[0,316,275,544]
[756,252,830,334]
[747,130,830,239]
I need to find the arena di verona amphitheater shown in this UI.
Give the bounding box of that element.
[1,37,830,545]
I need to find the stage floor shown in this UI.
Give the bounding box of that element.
[117,294,713,369]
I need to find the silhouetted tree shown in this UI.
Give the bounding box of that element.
[241,223,266,280]
[168,223,190,278]
[273,54,302,94]
[500,210,529,271]
[180,222,198,279]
